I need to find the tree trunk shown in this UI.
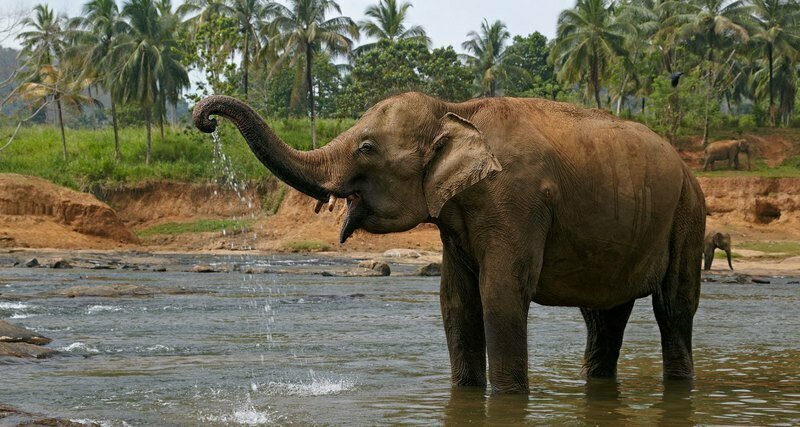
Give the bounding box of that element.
[56,95,67,160]
[111,94,121,161]
[768,43,775,126]
[591,54,601,109]
[159,108,165,145]
[641,97,646,114]
[243,31,249,100]
[146,108,152,165]
[615,72,630,116]
[306,47,317,149]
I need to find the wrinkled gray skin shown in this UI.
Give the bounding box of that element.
[193,93,706,394]
[704,231,733,270]
[703,139,751,171]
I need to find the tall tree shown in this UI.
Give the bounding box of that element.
[357,0,429,53]
[461,19,511,97]
[503,32,559,99]
[116,0,188,164]
[16,4,71,159]
[667,0,750,144]
[73,0,128,160]
[270,0,359,148]
[549,0,627,108]
[223,0,269,99]
[750,0,800,126]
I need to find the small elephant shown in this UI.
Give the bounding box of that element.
[703,139,751,171]
[703,231,733,271]
[194,92,706,393]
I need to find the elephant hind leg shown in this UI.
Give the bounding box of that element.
[653,179,703,379]
[580,300,635,378]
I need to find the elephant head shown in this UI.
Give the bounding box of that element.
[703,231,733,270]
[736,139,751,170]
[192,93,502,243]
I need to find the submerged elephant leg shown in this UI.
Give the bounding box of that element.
[653,193,703,379]
[479,250,537,394]
[580,300,635,377]
[441,241,486,387]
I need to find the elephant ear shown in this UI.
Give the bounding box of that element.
[423,113,502,218]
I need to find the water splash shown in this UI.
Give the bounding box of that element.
[201,394,283,425]
[265,370,357,397]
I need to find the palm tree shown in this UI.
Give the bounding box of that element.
[224,0,269,99]
[73,0,129,160]
[667,0,750,144]
[116,0,188,164]
[461,19,511,97]
[549,0,627,108]
[357,0,429,53]
[16,4,71,158]
[153,0,189,142]
[270,0,359,148]
[750,0,800,126]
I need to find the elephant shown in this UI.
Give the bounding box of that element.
[703,231,733,271]
[703,139,751,171]
[193,92,706,394]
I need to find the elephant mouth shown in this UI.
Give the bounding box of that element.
[340,193,368,244]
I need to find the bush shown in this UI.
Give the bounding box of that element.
[738,115,757,131]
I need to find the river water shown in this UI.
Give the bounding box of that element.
[1,254,798,425]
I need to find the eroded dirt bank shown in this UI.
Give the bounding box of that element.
[0,174,138,249]
[0,173,798,253]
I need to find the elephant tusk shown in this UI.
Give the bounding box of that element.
[314,199,324,214]
[328,195,338,212]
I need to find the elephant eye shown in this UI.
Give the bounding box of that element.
[358,140,375,154]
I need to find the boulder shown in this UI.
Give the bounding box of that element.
[415,262,441,277]
[0,320,51,345]
[24,258,39,268]
[357,260,391,276]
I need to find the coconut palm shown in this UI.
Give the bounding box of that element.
[749,0,800,125]
[461,19,511,97]
[549,0,627,108]
[116,0,188,164]
[72,0,129,160]
[356,0,429,53]
[666,0,750,144]
[16,4,72,159]
[269,0,359,148]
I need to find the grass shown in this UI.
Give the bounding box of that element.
[136,218,254,238]
[714,251,742,259]
[0,117,355,191]
[695,157,800,178]
[282,239,332,252]
[735,241,800,257]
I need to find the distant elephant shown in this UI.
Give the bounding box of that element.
[193,92,706,393]
[703,139,751,171]
[703,231,733,271]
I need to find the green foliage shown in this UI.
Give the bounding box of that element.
[336,39,472,117]
[503,32,560,98]
[137,218,254,237]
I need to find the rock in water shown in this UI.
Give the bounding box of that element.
[51,259,71,269]
[0,320,52,345]
[415,262,441,277]
[0,342,56,359]
[192,264,217,273]
[24,258,39,267]
[357,260,391,276]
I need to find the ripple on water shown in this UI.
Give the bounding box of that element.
[86,305,123,315]
[264,371,357,397]
[201,394,283,425]
[60,342,101,354]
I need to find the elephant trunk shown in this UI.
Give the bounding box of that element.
[193,95,336,201]
[726,249,733,270]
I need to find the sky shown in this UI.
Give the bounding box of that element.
[3,0,568,51]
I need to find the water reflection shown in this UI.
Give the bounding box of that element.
[444,387,530,425]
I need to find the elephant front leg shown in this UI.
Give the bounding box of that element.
[580,300,635,377]
[441,246,486,387]
[479,256,533,394]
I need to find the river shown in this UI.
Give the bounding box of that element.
[1,254,798,425]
